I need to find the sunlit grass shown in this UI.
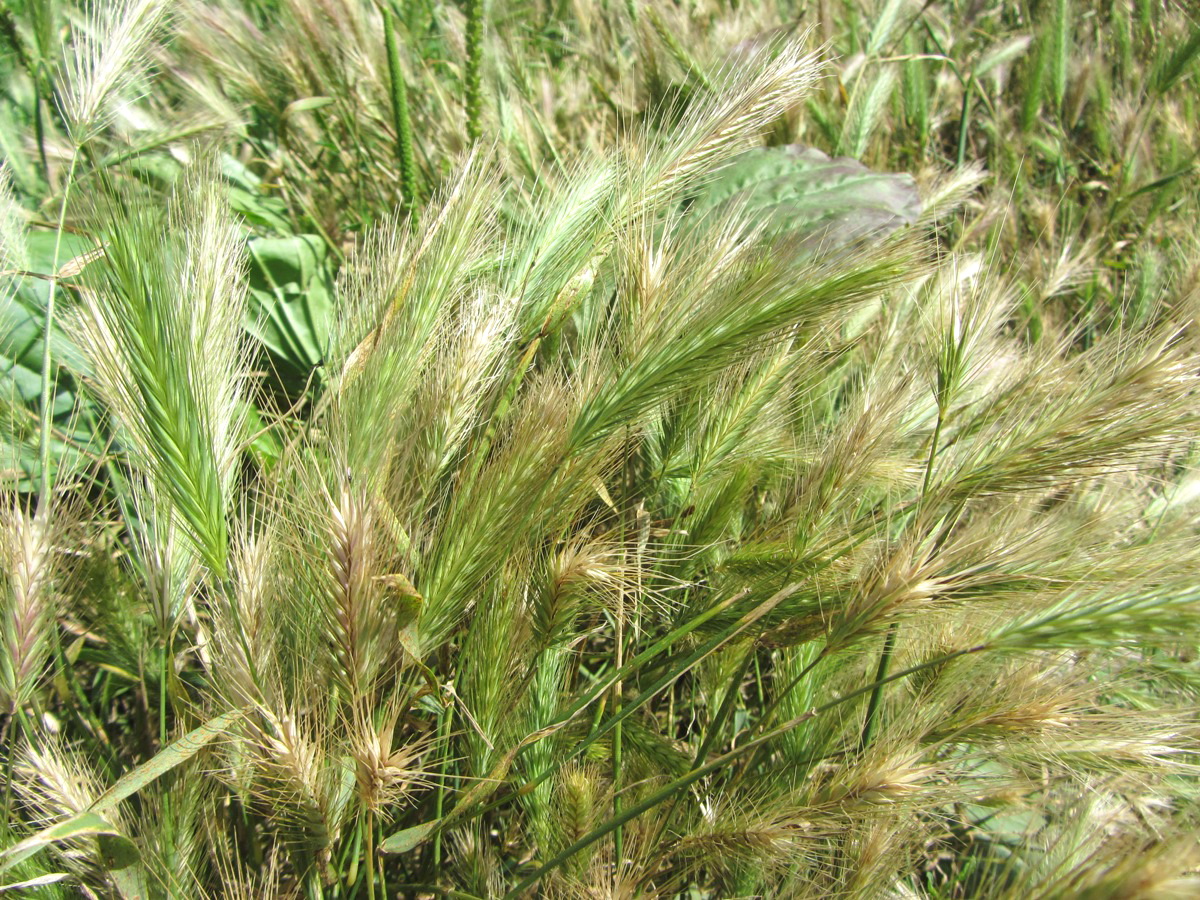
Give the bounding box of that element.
[0,1,1198,897]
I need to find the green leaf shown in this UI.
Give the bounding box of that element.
[0,709,244,875]
[686,145,920,251]
[0,812,120,875]
[0,231,101,489]
[221,155,293,234]
[379,819,439,855]
[245,235,335,394]
[0,873,71,892]
[240,401,282,470]
[90,708,245,811]
[97,833,140,871]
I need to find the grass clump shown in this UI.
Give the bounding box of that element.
[1,1,1199,897]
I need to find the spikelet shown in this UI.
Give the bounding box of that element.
[0,163,26,272]
[1,503,54,711]
[67,159,250,574]
[350,707,432,818]
[532,540,623,648]
[15,737,131,883]
[325,482,388,699]
[244,705,338,868]
[58,0,171,142]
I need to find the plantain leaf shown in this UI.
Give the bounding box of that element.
[686,144,920,251]
[97,833,140,871]
[244,234,335,396]
[0,231,101,489]
[221,155,293,233]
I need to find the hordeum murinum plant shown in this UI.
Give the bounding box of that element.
[1,1,1200,898]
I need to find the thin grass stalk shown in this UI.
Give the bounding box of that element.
[366,808,375,900]
[36,150,78,508]
[507,645,986,896]
[726,645,828,792]
[858,624,897,751]
[955,74,973,167]
[1051,0,1071,115]
[33,67,49,181]
[432,702,451,868]
[863,380,950,753]
[421,588,774,833]
[612,616,624,880]
[612,428,631,880]
[648,645,754,852]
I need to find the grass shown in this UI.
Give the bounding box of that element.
[1,0,1199,897]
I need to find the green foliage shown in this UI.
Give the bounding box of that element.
[2,1,1200,898]
[0,231,99,488]
[245,234,336,397]
[687,144,920,248]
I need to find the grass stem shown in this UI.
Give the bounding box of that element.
[37,150,79,511]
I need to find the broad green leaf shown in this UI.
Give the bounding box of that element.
[245,234,335,395]
[0,231,101,489]
[240,400,283,470]
[686,145,920,251]
[97,833,140,871]
[221,155,293,234]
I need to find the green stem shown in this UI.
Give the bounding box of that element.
[726,646,826,790]
[613,428,631,878]
[956,74,973,167]
[922,405,946,500]
[433,703,451,868]
[507,645,983,896]
[366,810,376,900]
[33,62,49,182]
[862,403,946,751]
[649,645,753,851]
[159,632,171,745]
[429,588,768,829]
[37,150,79,510]
[858,623,897,751]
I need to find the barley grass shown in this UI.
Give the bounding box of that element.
[0,1,1199,897]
